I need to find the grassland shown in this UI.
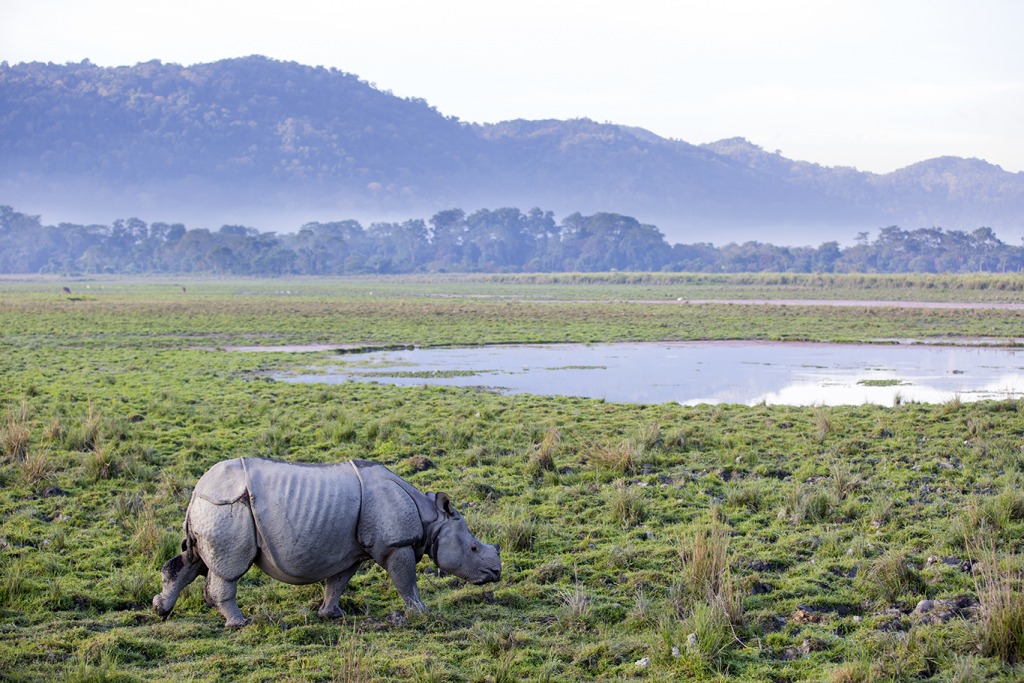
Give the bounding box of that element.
[2,274,1024,682]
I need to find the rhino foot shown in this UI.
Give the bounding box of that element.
[317,605,347,619]
[224,617,252,628]
[152,594,173,619]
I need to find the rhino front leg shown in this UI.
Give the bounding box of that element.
[152,551,205,618]
[383,546,429,613]
[318,564,361,618]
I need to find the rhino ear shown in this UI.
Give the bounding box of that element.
[435,492,455,516]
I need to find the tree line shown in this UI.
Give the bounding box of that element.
[1,204,1021,276]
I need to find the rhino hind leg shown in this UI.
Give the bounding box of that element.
[152,550,206,619]
[318,564,361,618]
[205,572,250,627]
[187,497,259,627]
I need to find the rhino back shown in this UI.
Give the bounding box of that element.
[244,458,362,582]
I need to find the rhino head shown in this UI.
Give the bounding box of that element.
[429,493,501,585]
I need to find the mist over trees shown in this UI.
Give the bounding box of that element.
[3,56,1024,243]
[2,204,1021,276]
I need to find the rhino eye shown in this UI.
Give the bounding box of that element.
[471,545,479,553]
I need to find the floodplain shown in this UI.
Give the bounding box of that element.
[3,274,1024,682]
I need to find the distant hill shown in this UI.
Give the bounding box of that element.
[2,56,1023,244]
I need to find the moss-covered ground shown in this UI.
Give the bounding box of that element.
[2,274,1024,682]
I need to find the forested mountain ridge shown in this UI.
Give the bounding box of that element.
[3,56,1023,242]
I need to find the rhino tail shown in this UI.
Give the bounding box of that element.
[180,504,204,570]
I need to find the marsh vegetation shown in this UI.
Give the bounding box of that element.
[2,274,1024,681]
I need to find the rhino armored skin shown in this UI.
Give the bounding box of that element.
[152,457,501,626]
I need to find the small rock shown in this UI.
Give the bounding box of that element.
[792,609,821,624]
[915,599,935,614]
[671,646,681,658]
[779,648,799,661]
[853,616,863,623]
[686,632,699,653]
[635,657,650,668]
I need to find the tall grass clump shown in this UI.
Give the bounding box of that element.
[606,480,647,527]
[826,658,872,683]
[42,414,64,443]
[84,443,117,481]
[943,391,963,415]
[663,526,741,670]
[592,437,647,474]
[20,448,53,492]
[527,425,560,476]
[327,417,358,444]
[635,421,661,450]
[676,528,731,604]
[812,404,833,442]
[64,650,117,683]
[779,485,837,524]
[1,399,31,460]
[725,479,772,513]
[665,599,736,670]
[828,460,863,500]
[554,568,591,626]
[973,543,1024,664]
[497,504,538,551]
[858,549,926,605]
[674,527,743,628]
[0,556,29,607]
[333,627,374,683]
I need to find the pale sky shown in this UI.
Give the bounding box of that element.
[2,0,1023,174]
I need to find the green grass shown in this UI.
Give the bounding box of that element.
[2,275,1024,681]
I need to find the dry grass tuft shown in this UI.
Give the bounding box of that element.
[678,528,731,601]
[1,399,31,461]
[20,448,54,492]
[42,415,64,443]
[973,543,1024,665]
[591,438,645,474]
[827,660,872,683]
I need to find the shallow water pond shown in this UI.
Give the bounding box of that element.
[277,341,1024,406]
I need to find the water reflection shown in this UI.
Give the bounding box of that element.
[278,342,1024,406]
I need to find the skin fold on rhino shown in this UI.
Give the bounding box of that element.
[152,457,501,627]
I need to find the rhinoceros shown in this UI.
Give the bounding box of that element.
[152,457,501,626]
